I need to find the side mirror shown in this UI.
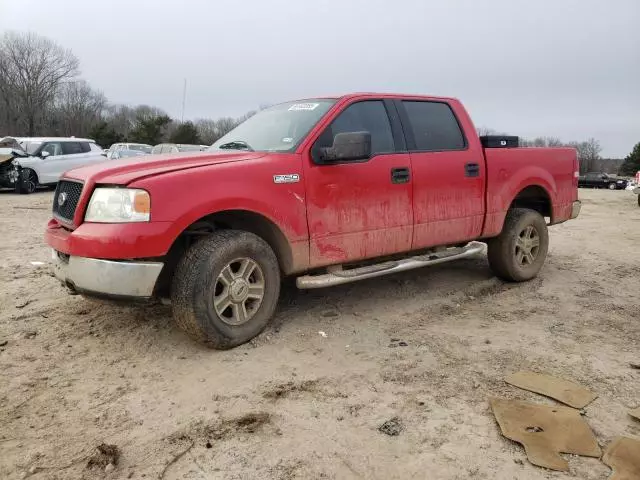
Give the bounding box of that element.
[318,131,371,163]
[40,151,50,159]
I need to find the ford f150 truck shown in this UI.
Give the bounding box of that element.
[45,93,581,349]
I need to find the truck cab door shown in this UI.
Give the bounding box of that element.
[303,99,413,267]
[395,99,485,249]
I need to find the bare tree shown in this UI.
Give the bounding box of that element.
[476,127,499,136]
[215,117,238,137]
[195,118,219,144]
[0,32,79,135]
[51,80,107,137]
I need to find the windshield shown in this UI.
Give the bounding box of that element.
[209,99,336,153]
[129,144,152,153]
[21,141,43,155]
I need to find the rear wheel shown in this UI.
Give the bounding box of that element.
[608,183,616,190]
[487,208,549,282]
[171,230,281,349]
[15,168,38,194]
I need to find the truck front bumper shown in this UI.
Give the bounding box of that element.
[51,249,163,300]
[571,200,582,219]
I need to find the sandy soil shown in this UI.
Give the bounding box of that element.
[1,188,639,480]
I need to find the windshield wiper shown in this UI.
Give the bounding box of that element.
[218,140,254,152]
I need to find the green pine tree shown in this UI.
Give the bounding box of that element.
[169,121,202,144]
[619,142,640,176]
[129,115,172,145]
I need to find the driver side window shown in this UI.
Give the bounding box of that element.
[41,142,63,156]
[315,101,395,156]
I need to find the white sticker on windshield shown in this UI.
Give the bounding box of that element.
[288,103,319,111]
[282,137,293,143]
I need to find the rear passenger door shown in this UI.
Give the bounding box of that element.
[396,100,485,249]
[61,141,89,171]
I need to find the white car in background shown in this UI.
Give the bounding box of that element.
[13,137,106,193]
[109,142,152,156]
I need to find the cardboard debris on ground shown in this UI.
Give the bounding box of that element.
[602,436,640,480]
[505,371,597,409]
[490,397,601,471]
[629,407,640,421]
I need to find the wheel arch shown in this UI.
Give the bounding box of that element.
[154,209,294,297]
[508,184,553,218]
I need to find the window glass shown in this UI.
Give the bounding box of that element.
[403,101,465,151]
[315,101,394,155]
[151,145,163,154]
[80,142,92,153]
[42,142,63,156]
[209,99,336,153]
[61,142,83,155]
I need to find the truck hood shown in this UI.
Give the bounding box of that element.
[65,151,267,185]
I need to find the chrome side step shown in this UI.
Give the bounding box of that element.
[296,242,486,289]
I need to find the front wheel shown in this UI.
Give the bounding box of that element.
[608,183,616,190]
[171,230,281,349]
[487,208,549,282]
[15,168,38,194]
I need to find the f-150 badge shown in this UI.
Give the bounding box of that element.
[273,174,300,184]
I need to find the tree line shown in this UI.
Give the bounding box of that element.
[0,31,258,148]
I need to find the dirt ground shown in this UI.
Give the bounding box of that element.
[1,188,639,480]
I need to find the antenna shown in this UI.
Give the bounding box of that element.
[181,78,187,123]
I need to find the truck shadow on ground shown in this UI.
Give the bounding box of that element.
[69,255,502,352]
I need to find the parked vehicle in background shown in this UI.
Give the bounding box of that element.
[151,143,208,154]
[110,143,153,154]
[0,136,27,191]
[12,137,105,194]
[578,172,628,190]
[46,93,581,349]
[107,149,148,160]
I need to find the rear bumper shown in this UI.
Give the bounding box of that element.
[51,249,163,299]
[570,200,581,219]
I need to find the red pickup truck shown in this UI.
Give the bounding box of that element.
[45,93,581,349]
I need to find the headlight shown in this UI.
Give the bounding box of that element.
[85,188,150,223]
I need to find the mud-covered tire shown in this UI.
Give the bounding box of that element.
[15,168,38,194]
[608,183,616,190]
[171,230,281,349]
[637,195,640,207]
[487,208,549,282]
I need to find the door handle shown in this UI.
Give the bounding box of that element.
[465,163,480,177]
[391,167,410,184]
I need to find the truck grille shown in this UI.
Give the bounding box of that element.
[53,180,83,223]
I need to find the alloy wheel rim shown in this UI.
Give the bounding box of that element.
[514,225,540,267]
[213,258,265,326]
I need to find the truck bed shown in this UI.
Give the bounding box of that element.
[482,147,578,237]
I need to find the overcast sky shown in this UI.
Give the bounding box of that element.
[1,0,639,156]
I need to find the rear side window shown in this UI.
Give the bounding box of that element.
[315,101,395,156]
[402,101,466,151]
[151,145,163,154]
[61,142,83,155]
